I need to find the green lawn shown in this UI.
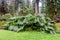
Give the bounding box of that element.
[0,30,60,40]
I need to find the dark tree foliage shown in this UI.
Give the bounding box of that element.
[46,0,57,19]
[0,0,7,15]
[15,0,22,10]
[57,0,60,13]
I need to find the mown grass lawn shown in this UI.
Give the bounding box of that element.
[0,30,60,40]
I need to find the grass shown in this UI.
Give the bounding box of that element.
[0,30,60,40]
[56,27,60,32]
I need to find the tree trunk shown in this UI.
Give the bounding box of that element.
[34,0,39,16]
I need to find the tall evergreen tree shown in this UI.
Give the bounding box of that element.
[46,0,57,19]
[0,0,7,15]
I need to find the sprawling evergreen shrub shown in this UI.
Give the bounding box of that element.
[0,14,12,21]
[3,14,56,34]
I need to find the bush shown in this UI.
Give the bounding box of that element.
[0,13,12,21]
[19,6,34,16]
[3,14,56,34]
[0,21,6,28]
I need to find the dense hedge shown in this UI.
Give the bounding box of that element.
[4,14,56,34]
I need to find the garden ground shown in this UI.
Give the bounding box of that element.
[0,30,60,40]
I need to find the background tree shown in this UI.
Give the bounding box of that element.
[33,0,39,16]
[57,0,60,14]
[0,0,7,15]
[45,0,57,19]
